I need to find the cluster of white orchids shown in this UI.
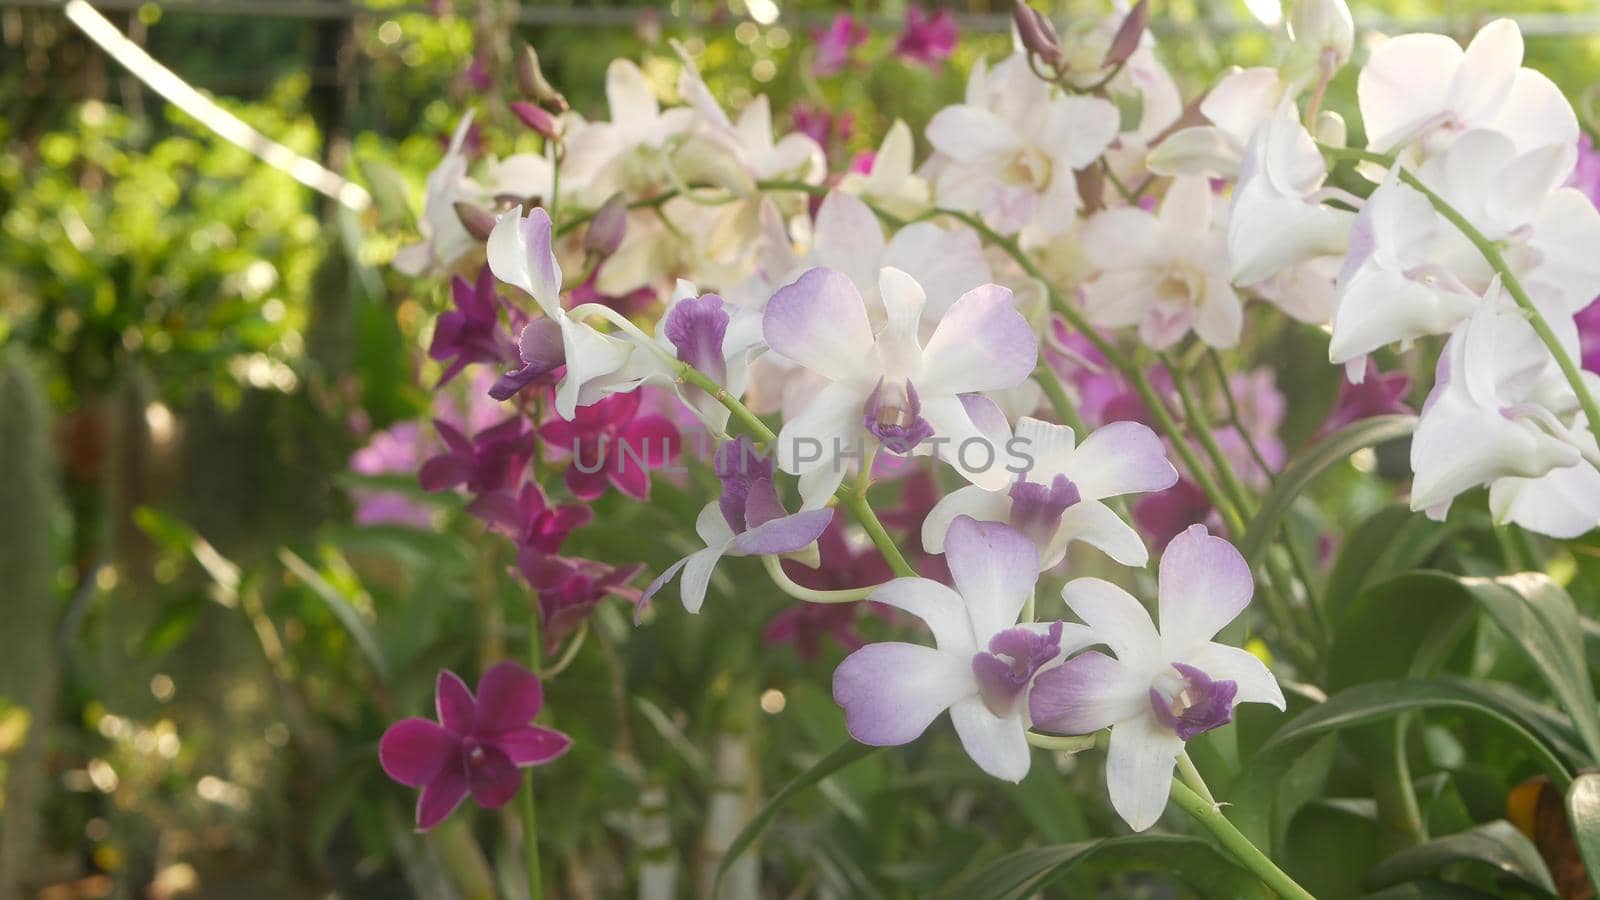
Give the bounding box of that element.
[394,0,1600,875]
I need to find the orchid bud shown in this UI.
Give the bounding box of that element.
[514,43,568,111]
[1103,0,1149,68]
[1012,1,1062,69]
[585,194,628,258]
[453,201,496,241]
[1289,0,1354,67]
[510,101,561,141]
[1313,109,1347,148]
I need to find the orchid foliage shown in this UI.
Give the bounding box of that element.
[359,2,1600,896]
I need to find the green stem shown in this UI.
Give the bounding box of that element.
[1163,353,1254,523]
[522,603,544,899]
[1024,731,1097,752]
[1034,362,1089,436]
[760,554,880,603]
[1170,779,1314,900]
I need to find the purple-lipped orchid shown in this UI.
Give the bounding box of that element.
[641,437,834,615]
[1029,525,1285,830]
[922,416,1177,571]
[538,391,679,502]
[762,266,1037,508]
[487,205,660,417]
[418,416,532,495]
[379,662,571,831]
[429,268,519,386]
[833,516,1090,782]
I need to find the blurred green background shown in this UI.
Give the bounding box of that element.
[1,1,1598,897]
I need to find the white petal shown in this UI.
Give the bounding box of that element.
[763,268,877,381]
[1012,417,1078,482]
[869,578,978,654]
[944,515,1040,641]
[949,696,1032,782]
[921,485,1011,556]
[1184,643,1285,710]
[773,380,868,475]
[1157,524,1253,653]
[1357,33,1462,153]
[1070,422,1178,499]
[1061,577,1162,670]
[1106,713,1183,832]
[1050,499,1149,569]
[918,284,1038,396]
[812,191,888,299]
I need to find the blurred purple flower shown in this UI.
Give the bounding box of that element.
[539,392,680,501]
[469,481,593,588]
[1133,478,1219,549]
[894,7,957,69]
[379,662,570,831]
[1319,360,1413,436]
[538,558,643,651]
[812,14,868,77]
[1579,299,1600,373]
[419,416,532,495]
[430,268,517,387]
[349,422,435,528]
[1571,133,1600,204]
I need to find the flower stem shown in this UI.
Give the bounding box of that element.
[522,605,544,900]
[1169,778,1314,900]
[760,554,880,603]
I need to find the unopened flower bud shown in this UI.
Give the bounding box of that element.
[514,44,568,111]
[510,101,561,141]
[1289,0,1354,67]
[453,201,496,241]
[584,194,628,258]
[1313,110,1347,148]
[1012,1,1062,69]
[1103,0,1149,68]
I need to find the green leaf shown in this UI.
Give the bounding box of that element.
[712,741,879,898]
[1565,773,1600,898]
[1458,574,1600,765]
[1257,678,1573,790]
[1364,820,1556,896]
[937,835,1270,900]
[1239,415,1416,565]
[277,547,392,682]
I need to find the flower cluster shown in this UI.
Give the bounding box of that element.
[365,0,1600,845]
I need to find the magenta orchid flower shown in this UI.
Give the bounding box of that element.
[812,14,868,77]
[893,7,957,69]
[418,417,532,495]
[1133,478,1219,549]
[468,481,593,588]
[1029,525,1284,830]
[643,437,834,615]
[350,422,435,528]
[834,516,1092,782]
[538,559,643,652]
[379,662,571,831]
[1577,299,1600,374]
[538,391,680,501]
[429,268,517,386]
[1319,360,1414,436]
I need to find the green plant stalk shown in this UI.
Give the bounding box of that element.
[1163,353,1254,522]
[1320,145,1600,463]
[760,554,879,603]
[523,599,544,899]
[1170,779,1315,900]
[1035,361,1089,436]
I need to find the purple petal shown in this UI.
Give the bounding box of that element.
[919,284,1038,395]
[832,642,973,745]
[944,516,1039,641]
[732,508,835,555]
[473,661,544,736]
[379,718,459,787]
[1157,524,1253,651]
[418,454,474,492]
[1029,650,1146,735]
[415,764,470,831]
[466,744,523,809]
[436,670,476,735]
[763,268,876,380]
[495,725,573,766]
[664,292,731,383]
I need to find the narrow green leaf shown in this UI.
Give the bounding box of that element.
[1239,414,1416,564]
[1566,773,1600,898]
[277,547,392,681]
[1364,820,1556,896]
[938,834,1269,900]
[1257,677,1574,790]
[1459,573,1600,765]
[712,741,879,898]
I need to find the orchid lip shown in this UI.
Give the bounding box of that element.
[864,378,935,454]
[1148,663,1238,741]
[972,621,1063,718]
[1008,474,1082,550]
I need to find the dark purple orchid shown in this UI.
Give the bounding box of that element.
[379,662,570,831]
[1134,477,1218,549]
[419,416,532,495]
[812,14,868,77]
[1319,360,1414,436]
[893,7,957,69]
[1578,298,1600,374]
[469,481,593,588]
[538,558,643,651]
[430,268,518,387]
[538,392,680,501]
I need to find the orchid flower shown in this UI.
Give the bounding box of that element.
[652,280,764,434]
[893,7,957,70]
[429,268,518,386]
[675,47,825,187]
[379,662,571,831]
[1318,361,1413,437]
[1029,525,1285,830]
[642,437,834,614]
[926,54,1120,237]
[834,516,1091,781]
[468,481,594,588]
[395,111,551,276]
[1080,176,1245,350]
[763,266,1037,507]
[538,391,679,501]
[559,60,695,204]
[418,416,531,495]
[1410,286,1600,536]
[1228,104,1355,287]
[922,417,1176,570]
[812,14,868,78]
[538,559,643,652]
[1358,19,1576,164]
[487,205,661,417]
[836,121,932,221]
